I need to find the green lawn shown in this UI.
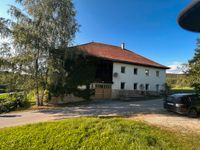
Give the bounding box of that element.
[0,118,200,150]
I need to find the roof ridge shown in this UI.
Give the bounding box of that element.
[73,42,95,47]
[87,42,122,49]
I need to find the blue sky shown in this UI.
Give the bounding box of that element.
[0,0,199,72]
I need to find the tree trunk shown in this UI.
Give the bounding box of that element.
[35,87,40,106]
[40,67,49,105]
[40,88,44,106]
[35,51,40,106]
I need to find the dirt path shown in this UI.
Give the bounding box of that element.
[131,113,200,134]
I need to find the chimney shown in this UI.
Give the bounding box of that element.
[121,43,125,50]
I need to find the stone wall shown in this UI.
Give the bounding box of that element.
[112,89,160,99]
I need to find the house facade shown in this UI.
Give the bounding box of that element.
[112,62,166,99]
[75,42,169,100]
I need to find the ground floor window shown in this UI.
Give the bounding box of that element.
[133,83,138,90]
[121,82,125,90]
[145,84,149,91]
[156,84,159,91]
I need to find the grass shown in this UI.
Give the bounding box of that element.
[0,118,200,150]
[0,93,10,99]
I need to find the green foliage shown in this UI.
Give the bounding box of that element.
[188,39,200,94]
[0,118,200,149]
[0,93,10,100]
[0,93,25,113]
[26,89,51,103]
[26,91,36,102]
[44,90,50,102]
[49,49,97,100]
[64,51,97,100]
[166,73,191,88]
[0,0,79,106]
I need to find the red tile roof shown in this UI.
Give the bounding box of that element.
[75,42,169,69]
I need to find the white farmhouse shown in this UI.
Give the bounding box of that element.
[76,42,169,100]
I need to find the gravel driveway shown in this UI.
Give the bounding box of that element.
[1,99,200,133]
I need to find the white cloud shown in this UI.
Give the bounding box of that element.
[166,62,187,74]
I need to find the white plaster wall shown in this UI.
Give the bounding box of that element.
[112,62,166,91]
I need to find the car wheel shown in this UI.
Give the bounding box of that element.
[188,108,198,118]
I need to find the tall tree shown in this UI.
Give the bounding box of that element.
[188,39,200,93]
[0,0,78,106]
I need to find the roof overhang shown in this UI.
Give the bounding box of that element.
[178,0,200,32]
[90,55,170,70]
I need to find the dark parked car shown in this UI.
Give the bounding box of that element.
[163,93,200,118]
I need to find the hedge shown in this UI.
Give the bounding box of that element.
[0,93,25,113]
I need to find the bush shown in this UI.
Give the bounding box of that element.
[44,90,50,102]
[170,87,195,94]
[0,93,25,113]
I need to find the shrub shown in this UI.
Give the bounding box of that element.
[0,93,25,113]
[44,90,50,102]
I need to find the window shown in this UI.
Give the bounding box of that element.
[121,82,125,90]
[156,71,160,77]
[133,68,138,75]
[145,84,149,91]
[145,69,149,76]
[156,84,159,92]
[133,83,138,90]
[121,66,126,73]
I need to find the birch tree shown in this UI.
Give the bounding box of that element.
[0,0,78,106]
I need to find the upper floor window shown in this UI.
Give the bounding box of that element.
[121,82,125,90]
[156,71,160,77]
[145,84,149,91]
[121,66,126,73]
[133,68,138,75]
[145,69,149,76]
